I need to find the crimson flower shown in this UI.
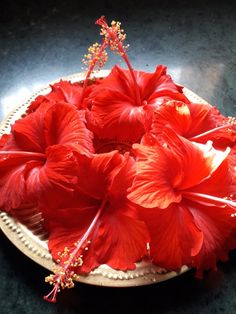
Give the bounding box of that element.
[151,100,236,148]
[128,129,236,273]
[43,151,149,302]
[26,80,98,114]
[88,65,188,143]
[0,103,94,212]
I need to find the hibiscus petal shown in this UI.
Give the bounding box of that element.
[46,196,149,273]
[44,104,94,155]
[50,80,83,107]
[139,65,185,102]
[171,138,231,190]
[89,65,186,143]
[129,128,231,209]
[46,195,101,272]
[0,153,41,211]
[91,211,149,270]
[188,201,236,274]
[109,153,136,201]
[92,65,136,99]
[152,100,236,148]
[186,155,234,201]
[75,151,124,199]
[12,107,47,152]
[128,142,182,209]
[152,101,192,136]
[90,89,145,142]
[26,145,78,207]
[140,203,203,270]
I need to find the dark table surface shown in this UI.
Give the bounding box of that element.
[1,0,236,313]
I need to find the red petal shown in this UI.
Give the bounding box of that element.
[109,153,135,202]
[139,65,187,103]
[92,211,149,270]
[0,153,40,211]
[152,100,236,147]
[89,65,186,142]
[188,201,236,273]
[50,80,83,107]
[141,203,203,270]
[128,141,182,209]
[26,145,78,206]
[12,106,48,152]
[75,151,124,199]
[44,104,94,155]
[188,155,234,200]
[90,89,146,142]
[129,130,230,208]
[152,101,192,136]
[46,194,149,273]
[26,95,56,115]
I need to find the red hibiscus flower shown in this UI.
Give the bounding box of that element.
[0,103,94,211]
[88,65,188,143]
[26,80,99,114]
[43,151,149,302]
[128,129,236,273]
[151,100,236,148]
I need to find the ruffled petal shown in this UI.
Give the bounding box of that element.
[128,142,182,209]
[0,153,43,211]
[12,106,48,152]
[91,210,149,270]
[89,65,186,142]
[90,89,145,142]
[188,201,236,274]
[139,65,187,103]
[140,203,203,270]
[46,194,149,273]
[152,101,192,136]
[26,145,79,206]
[109,153,136,201]
[129,129,231,209]
[75,151,124,199]
[152,100,236,147]
[50,80,83,107]
[44,103,94,155]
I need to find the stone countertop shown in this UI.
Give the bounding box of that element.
[1,0,236,313]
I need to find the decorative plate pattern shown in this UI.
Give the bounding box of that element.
[0,70,208,287]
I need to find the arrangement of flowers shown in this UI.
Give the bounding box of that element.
[0,16,236,303]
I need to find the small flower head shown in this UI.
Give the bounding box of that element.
[96,16,129,55]
[43,240,88,303]
[82,42,108,71]
[44,267,76,303]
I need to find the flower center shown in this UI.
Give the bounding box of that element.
[94,138,134,154]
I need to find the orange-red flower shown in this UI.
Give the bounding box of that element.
[26,80,99,114]
[88,65,188,143]
[0,103,93,212]
[151,100,236,148]
[43,152,149,302]
[128,129,236,273]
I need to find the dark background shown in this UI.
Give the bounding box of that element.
[1,0,236,313]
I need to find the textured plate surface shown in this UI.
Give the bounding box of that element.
[0,70,208,287]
